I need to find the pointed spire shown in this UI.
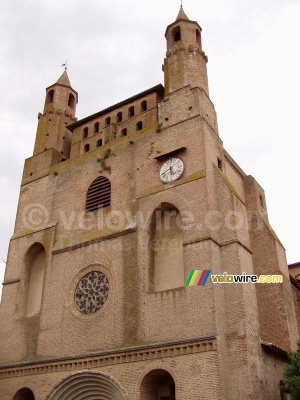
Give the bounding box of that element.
[56,71,71,87]
[176,6,189,21]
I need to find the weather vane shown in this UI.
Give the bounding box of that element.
[181,0,183,8]
[61,60,68,71]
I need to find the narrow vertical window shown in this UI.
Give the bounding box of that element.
[84,144,90,152]
[105,117,111,126]
[68,93,75,108]
[196,29,201,46]
[46,89,54,105]
[218,157,222,170]
[121,128,127,137]
[173,26,181,42]
[83,127,89,139]
[96,139,102,147]
[116,112,123,123]
[128,106,134,118]
[136,121,143,131]
[94,122,100,133]
[260,195,264,208]
[141,100,147,112]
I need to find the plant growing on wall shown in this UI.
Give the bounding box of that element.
[97,148,115,173]
[282,340,300,399]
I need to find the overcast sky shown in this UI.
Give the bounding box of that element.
[0,0,299,299]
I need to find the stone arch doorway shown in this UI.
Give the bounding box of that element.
[13,388,35,400]
[47,371,128,400]
[140,369,176,400]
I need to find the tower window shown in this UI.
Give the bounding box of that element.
[94,122,100,133]
[68,93,75,108]
[83,127,89,139]
[86,176,111,212]
[105,117,111,126]
[96,139,102,147]
[116,112,123,123]
[46,89,54,105]
[128,106,134,118]
[84,144,90,152]
[136,121,143,131]
[218,157,222,170]
[121,128,127,137]
[173,26,181,42]
[196,29,201,46]
[141,100,147,112]
[260,195,264,208]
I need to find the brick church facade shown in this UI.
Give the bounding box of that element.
[0,7,299,400]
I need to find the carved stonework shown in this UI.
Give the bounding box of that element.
[74,271,109,315]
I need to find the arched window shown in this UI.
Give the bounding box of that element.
[140,369,176,400]
[136,121,143,131]
[97,139,103,147]
[141,100,147,112]
[24,243,46,317]
[84,144,90,152]
[173,26,181,42]
[105,117,111,126]
[68,93,75,108]
[83,127,89,139]
[128,106,134,118]
[94,122,100,133]
[45,89,54,105]
[116,112,123,123]
[13,388,35,400]
[196,29,201,46]
[86,176,111,212]
[121,128,127,137]
[150,203,184,292]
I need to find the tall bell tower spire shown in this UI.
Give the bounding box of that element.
[163,7,209,96]
[33,70,78,159]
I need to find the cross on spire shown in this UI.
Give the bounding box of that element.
[61,60,68,71]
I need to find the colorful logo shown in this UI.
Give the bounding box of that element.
[185,270,211,286]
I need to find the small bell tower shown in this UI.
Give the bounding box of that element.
[33,71,78,159]
[163,7,209,96]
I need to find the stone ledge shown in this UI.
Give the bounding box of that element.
[0,335,217,379]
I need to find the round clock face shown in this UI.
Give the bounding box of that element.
[159,157,184,183]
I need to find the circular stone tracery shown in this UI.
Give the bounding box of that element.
[74,271,109,315]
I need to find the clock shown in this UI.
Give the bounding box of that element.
[159,157,184,183]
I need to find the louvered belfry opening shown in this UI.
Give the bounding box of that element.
[86,176,111,212]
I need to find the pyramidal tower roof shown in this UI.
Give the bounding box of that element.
[56,70,71,87]
[176,6,189,21]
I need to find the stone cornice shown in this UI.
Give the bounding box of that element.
[0,335,216,379]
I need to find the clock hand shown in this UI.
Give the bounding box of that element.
[161,167,171,176]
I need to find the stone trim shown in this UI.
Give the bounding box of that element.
[261,340,288,358]
[52,227,136,255]
[137,169,206,199]
[184,236,252,254]
[11,223,56,241]
[0,335,216,379]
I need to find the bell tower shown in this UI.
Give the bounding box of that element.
[163,7,209,95]
[33,71,78,159]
